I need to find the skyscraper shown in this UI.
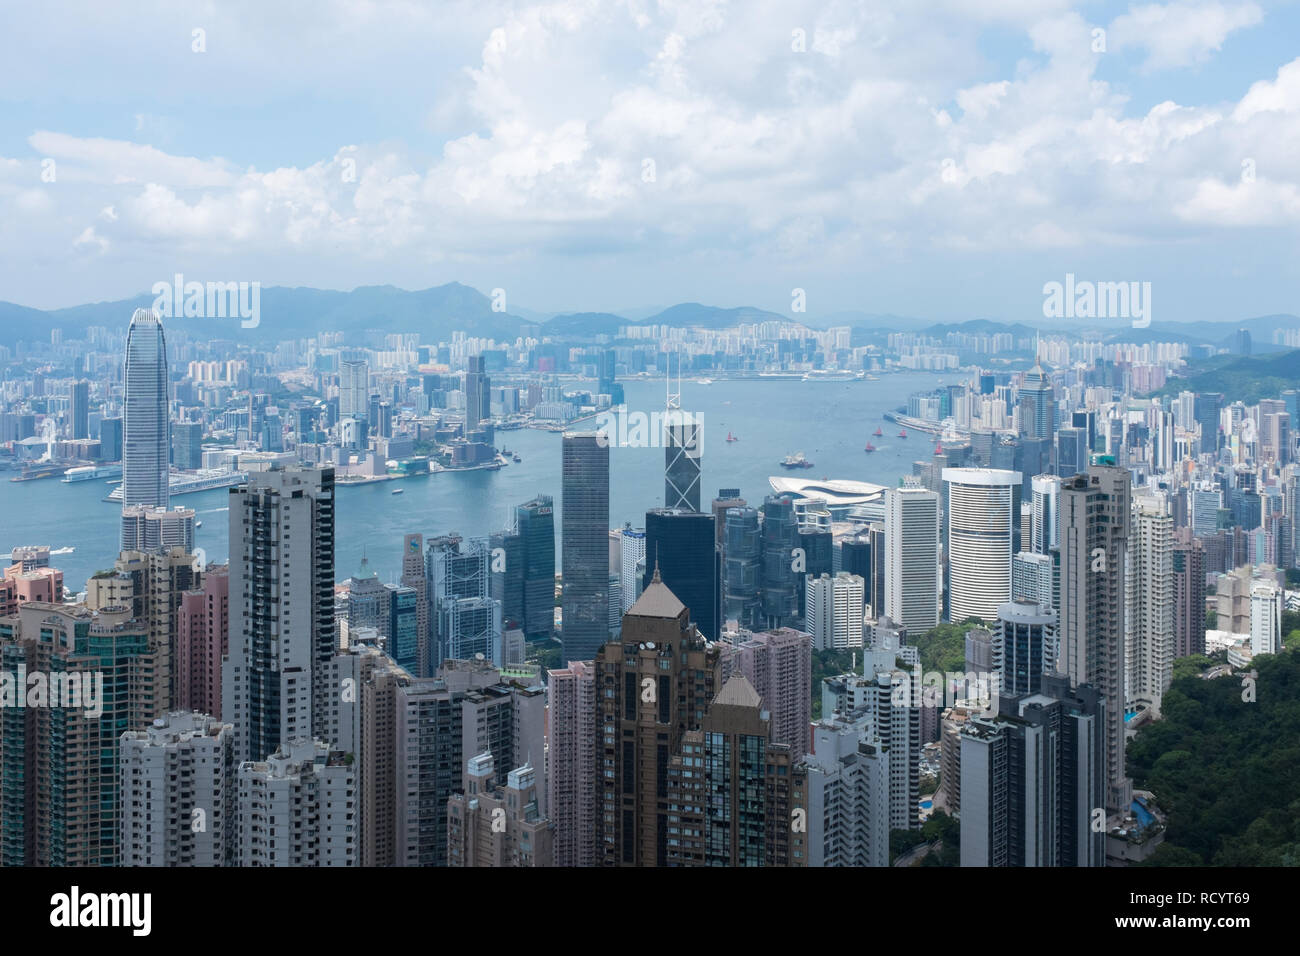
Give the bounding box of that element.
[993,599,1056,696]
[1172,528,1206,659]
[943,468,1021,623]
[1127,495,1173,718]
[723,505,762,629]
[1059,464,1131,813]
[644,507,718,641]
[593,572,721,866]
[760,493,799,629]
[517,496,557,641]
[223,463,337,764]
[237,739,356,867]
[70,379,89,440]
[339,359,369,420]
[465,353,490,431]
[885,486,941,633]
[1018,357,1055,441]
[805,571,865,650]
[122,309,169,548]
[561,432,609,663]
[546,660,596,867]
[664,409,702,512]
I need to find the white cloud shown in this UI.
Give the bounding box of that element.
[1109,1,1262,71]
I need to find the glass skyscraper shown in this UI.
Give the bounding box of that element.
[121,309,169,547]
[561,433,609,663]
[644,507,718,641]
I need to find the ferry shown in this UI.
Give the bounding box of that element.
[62,464,123,483]
[391,487,405,495]
[780,452,815,469]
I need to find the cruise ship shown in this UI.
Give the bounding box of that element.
[107,469,248,501]
[62,464,123,482]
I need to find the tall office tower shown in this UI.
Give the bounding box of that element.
[1012,551,1055,609]
[1172,529,1206,658]
[339,359,369,419]
[516,496,556,641]
[761,494,800,628]
[593,573,722,866]
[122,309,170,548]
[394,660,546,867]
[561,432,609,663]
[960,675,1106,867]
[1250,581,1283,656]
[596,348,623,404]
[993,600,1057,696]
[804,707,891,867]
[176,566,229,716]
[1127,495,1174,718]
[237,738,356,867]
[664,677,807,867]
[388,584,419,673]
[223,463,336,765]
[644,507,718,641]
[866,523,887,619]
[172,420,202,470]
[425,535,501,668]
[944,468,1021,623]
[86,546,199,714]
[617,525,647,614]
[797,525,834,615]
[119,504,196,553]
[805,572,865,650]
[490,527,525,629]
[70,379,89,439]
[465,354,491,430]
[447,754,554,867]
[0,603,161,866]
[723,506,763,629]
[1018,357,1056,441]
[664,409,702,512]
[1190,483,1222,538]
[119,712,236,867]
[1056,426,1090,478]
[1059,464,1131,813]
[546,660,596,867]
[1195,391,1223,453]
[884,486,941,633]
[840,530,870,578]
[99,416,123,461]
[719,626,813,757]
[711,488,745,550]
[965,625,994,673]
[400,533,430,676]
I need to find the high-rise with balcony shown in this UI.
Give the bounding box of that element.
[447,753,554,867]
[119,712,236,867]
[223,463,336,764]
[237,738,356,867]
[1126,495,1173,718]
[546,660,596,867]
[1059,464,1131,813]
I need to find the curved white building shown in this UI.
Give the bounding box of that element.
[767,477,886,510]
[943,468,1021,623]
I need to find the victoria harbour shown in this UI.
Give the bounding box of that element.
[0,373,940,589]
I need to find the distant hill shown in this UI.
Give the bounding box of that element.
[1153,348,1300,404]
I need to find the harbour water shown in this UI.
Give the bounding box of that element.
[0,373,947,590]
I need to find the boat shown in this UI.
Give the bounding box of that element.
[780,452,815,469]
[62,464,122,483]
[195,520,203,528]
[864,441,876,453]
[391,487,404,495]
[873,426,883,437]
[726,431,739,443]
[513,455,521,463]
[898,429,908,438]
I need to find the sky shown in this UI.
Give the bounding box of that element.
[2,0,1299,325]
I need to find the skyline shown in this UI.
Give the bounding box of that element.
[3,0,1300,323]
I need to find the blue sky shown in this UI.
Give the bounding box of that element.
[2,0,1299,325]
